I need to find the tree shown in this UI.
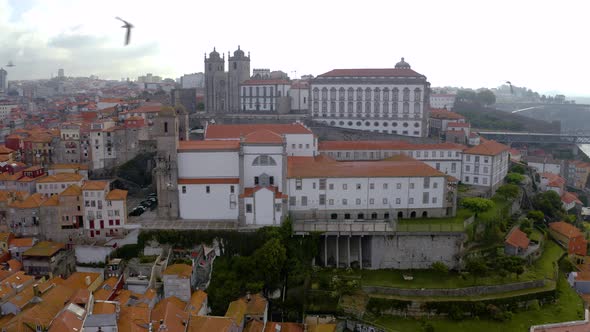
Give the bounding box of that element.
[511,165,526,174]
[477,89,496,106]
[495,184,520,200]
[197,102,205,111]
[461,197,495,216]
[532,191,564,219]
[527,210,545,223]
[519,219,533,236]
[432,261,449,274]
[251,238,287,287]
[506,172,525,184]
[465,258,488,282]
[456,89,478,103]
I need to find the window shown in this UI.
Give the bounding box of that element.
[182,186,186,194]
[475,156,480,163]
[423,192,430,204]
[289,197,296,206]
[433,182,438,189]
[409,198,414,204]
[410,183,415,189]
[383,198,388,204]
[301,196,308,206]
[343,183,348,190]
[313,182,316,189]
[246,204,252,213]
[295,179,302,190]
[475,166,479,173]
[328,199,334,205]
[436,163,440,170]
[424,177,430,189]
[396,198,401,204]
[269,176,274,185]
[230,185,235,193]
[465,176,470,182]
[329,183,334,190]
[369,198,374,205]
[255,177,259,185]
[356,198,361,205]
[483,178,488,185]
[466,155,471,162]
[319,179,327,190]
[357,213,365,219]
[370,183,375,190]
[474,177,479,184]
[164,122,168,133]
[396,183,402,189]
[206,186,210,194]
[433,197,438,204]
[319,194,326,205]
[342,199,347,205]
[451,163,456,172]
[252,155,277,166]
[345,213,351,219]
[483,167,489,173]
[356,183,361,190]
[466,165,470,172]
[484,157,489,163]
[383,183,388,189]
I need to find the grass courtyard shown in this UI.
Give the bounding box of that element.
[396,209,472,232]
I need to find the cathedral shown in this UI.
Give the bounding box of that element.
[204,46,251,113]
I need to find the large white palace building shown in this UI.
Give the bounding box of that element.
[310,58,430,137]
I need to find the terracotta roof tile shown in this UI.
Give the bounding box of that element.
[10,193,46,209]
[163,263,192,278]
[178,140,240,151]
[429,108,464,120]
[505,228,530,249]
[118,306,150,332]
[186,290,207,316]
[23,241,65,257]
[318,140,465,151]
[463,140,509,156]
[152,296,189,332]
[9,237,35,248]
[288,155,445,178]
[240,186,288,199]
[562,191,582,205]
[0,145,15,154]
[82,180,109,190]
[37,173,84,183]
[106,189,128,201]
[205,123,312,139]
[189,316,236,332]
[549,221,583,239]
[264,322,305,332]
[61,184,82,196]
[244,130,284,144]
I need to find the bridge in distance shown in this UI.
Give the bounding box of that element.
[478,131,590,144]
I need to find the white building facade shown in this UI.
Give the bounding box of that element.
[430,93,456,110]
[461,140,510,191]
[240,79,291,112]
[310,58,430,137]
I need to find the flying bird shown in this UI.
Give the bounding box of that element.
[505,81,514,94]
[115,17,134,46]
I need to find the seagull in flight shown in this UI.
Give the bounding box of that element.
[505,81,514,94]
[115,17,134,46]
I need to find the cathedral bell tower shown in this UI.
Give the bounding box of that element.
[153,107,180,219]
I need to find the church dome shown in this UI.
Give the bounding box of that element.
[395,57,411,69]
[233,45,245,57]
[209,47,221,59]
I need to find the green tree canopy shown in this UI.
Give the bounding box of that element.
[461,197,495,216]
[506,172,525,184]
[251,237,287,287]
[432,261,449,274]
[477,89,497,106]
[495,184,520,200]
[532,191,564,219]
[527,210,545,223]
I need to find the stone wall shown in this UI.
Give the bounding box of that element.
[363,279,545,297]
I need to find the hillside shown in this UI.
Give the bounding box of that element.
[453,101,560,133]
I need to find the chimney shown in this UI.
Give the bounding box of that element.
[275,324,282,332]
[246,292,251,302]
[85,275,91,286]
[33,284,40,297]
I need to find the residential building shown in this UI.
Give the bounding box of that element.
[528,155,563,175]
[56,122,82,163]
[8,237,36,261]
[428,108,466,137]
[549,221,587,256]
[0,102,16,121]
[190,316,240,332]
[310,58,430,137]
[47,163,89,178]
[82,181,127,239]
[240,79,291,112]
[461,139,510,192]
[22,241,76,278]
[429,93,456,109]
[186,289,208,316]
[568,272,590,294]
[225,293,268,329]
[180,72,205,89]
[566,160,590,189]
[151,296,190,332]
[163,263,193,302]
[539,172,582,211]
[504,227,530,256]
[36,173,85,196]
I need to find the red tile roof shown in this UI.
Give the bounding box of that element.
[240,186,288,199]
[178,178,239,185]
[429,109,464,120]
[287,155,445,178]
[178,140,240,151]
[562,191,582,205]
[205,123,312,139]
[463,140,509,156]
[447,122,470,128]
[244,130,283,144]
[549,221,583,239]
[318,68,424,78]
[505,228,530,249]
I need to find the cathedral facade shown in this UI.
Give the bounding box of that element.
[204,46,250,113]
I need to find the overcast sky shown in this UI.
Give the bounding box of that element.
[1,0,588,96]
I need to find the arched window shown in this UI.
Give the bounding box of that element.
[313,88,319,100]
[392,88,399,101]
[322,101,327,113]
[348,87,354,101]
[321,88,328,100]
[392,101,398,113]
[356,88,363,100]
[383,88,390,101]
[374,102,380,114]
[313,101,319,112]
[414,88,422,101]
[365,101,371,114]
[330,88,337,101]
[414,102,421,113]
[397,211,403,219]
[356,102,363,115]
[339,87,345,100]
[403,88,410,101]
[403,102,409,113]
[365,88,372,100]
[252,155,277,166]
[339,101,345,114]
[347,101,354,114]
[383,102,389,115]
[374,88,381,101]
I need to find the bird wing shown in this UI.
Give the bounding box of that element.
[125,28,131,45]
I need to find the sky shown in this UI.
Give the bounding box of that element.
[0,0,589,96]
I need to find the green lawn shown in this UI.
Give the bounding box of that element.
[372,275,584,332]
[478,196,512,223]
[318,240,563,290]
[397,209,472,232]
